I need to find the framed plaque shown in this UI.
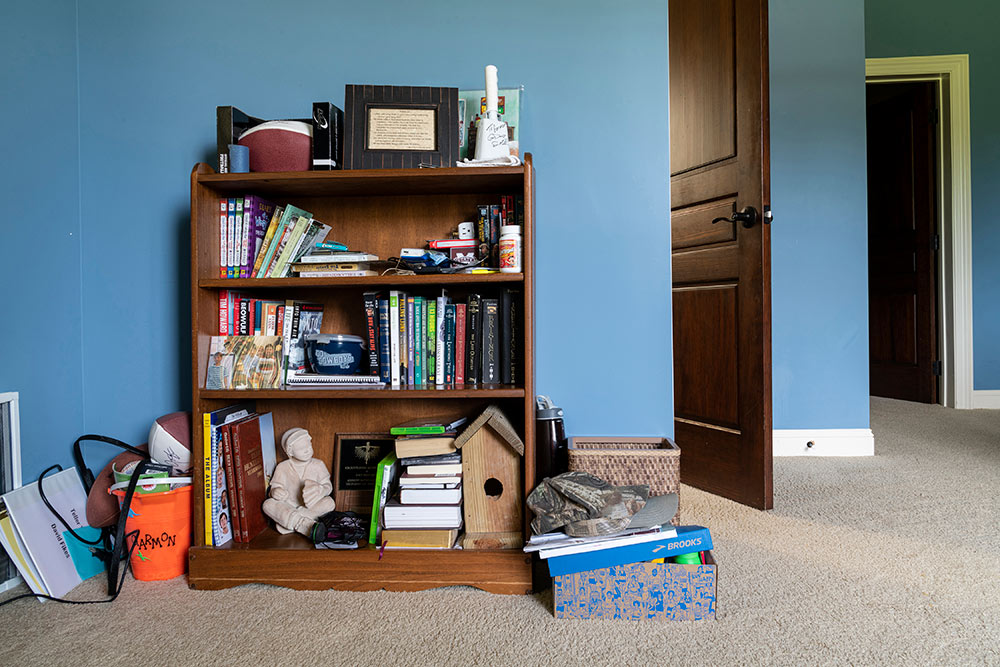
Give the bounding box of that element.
[344,85,459,169]
[333,433,395,514]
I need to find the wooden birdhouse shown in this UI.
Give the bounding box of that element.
[454,404,524,549]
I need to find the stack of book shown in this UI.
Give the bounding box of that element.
[202,404,278,545]
[291,249,380,278]
[361,289,521,387]
[379,417,466,549]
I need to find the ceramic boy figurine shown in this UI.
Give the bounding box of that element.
[263,428,336,536]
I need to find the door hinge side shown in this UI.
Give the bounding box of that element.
[932,234,940,251]
[932,360,943,376]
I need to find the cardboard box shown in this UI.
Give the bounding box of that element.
[552,553,717,621]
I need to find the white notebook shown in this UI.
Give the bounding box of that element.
[286,373,384,386]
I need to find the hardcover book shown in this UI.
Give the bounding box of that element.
[382,498,463,529]
[363,292,380,376]
[369,452,400,546]
[466,294,481,383]
[480,298,499,383]
[230,414,269,542]
[377,299,391,383]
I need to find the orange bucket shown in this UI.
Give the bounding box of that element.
[111,485,192,581]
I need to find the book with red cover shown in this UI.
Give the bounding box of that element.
[230,414,268,542]
[220,423,244,542]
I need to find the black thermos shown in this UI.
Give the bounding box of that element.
[535,395,567,481]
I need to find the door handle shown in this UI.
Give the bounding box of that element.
[712,206,759,229]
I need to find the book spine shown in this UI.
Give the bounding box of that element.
[281,302,295,385]
[231,424,249,542]
[282,221,317,276]
[264,217,296,277]
[414,297,423,385]
[234,198,244,278]
[435,293,447,386]
[252,299,262,336]
[238,298,249,335]
[489,204,502,266]
[252,206,283,277]
[243,195,257,276]
[398,292,408,385]
[481,298,499,383]
[295,271,376,278]
[420,297,429,385]
[444,303,456,384]
[202,413,213,546]
[275,303,285,339]
[218,289,229,335]
[477,204,490,262]
[221,425,243,542]
[389,292,400,386]
[509,289,520,385]
[406,297,415,386]
[466,294,481,384]
[455,303,467,385]
[426,300,437,384]
[237,197,249,278]
[500,289,512,385]
[227,198,236,278]
[378,299,391,383]
[363,291,379,376]
[269,216,307,278]
[219,198,228,278]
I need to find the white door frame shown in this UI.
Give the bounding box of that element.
[865,54,973,409]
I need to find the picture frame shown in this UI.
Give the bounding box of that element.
[343,85,460,169]
[332,433,396,514]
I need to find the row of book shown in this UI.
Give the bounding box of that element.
[362,289,521,387]
[369,417,469,549]
[207,294,325,390]
[219,197,348,279]
[202,404,278,546]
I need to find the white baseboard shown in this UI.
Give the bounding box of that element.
[972,390,1000,409]
[0,576,23,595]
[773,429,875,456]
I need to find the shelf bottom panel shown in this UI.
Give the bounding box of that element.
[188,539,533,594]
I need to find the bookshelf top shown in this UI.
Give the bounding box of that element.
[194,153,532,198]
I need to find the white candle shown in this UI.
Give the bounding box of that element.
[484,65,499,117]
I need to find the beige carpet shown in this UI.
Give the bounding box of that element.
[2,398,998,665]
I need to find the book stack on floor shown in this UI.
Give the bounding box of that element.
[376,417,467,549]
[202,404,278,546]
[361,289,521,387]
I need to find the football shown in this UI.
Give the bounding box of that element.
[149,411,192,475]
[238,120,313,172]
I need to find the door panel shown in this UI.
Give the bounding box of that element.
[669,0,737,174]
[867,82,938,403]
[670,0,772,509]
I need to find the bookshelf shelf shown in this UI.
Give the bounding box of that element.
[198,273,523,290]
[188,156,536,594]
[199,386,526,400]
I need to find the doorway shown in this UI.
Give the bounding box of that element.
[866,81,941,404]
[865,55,973,408]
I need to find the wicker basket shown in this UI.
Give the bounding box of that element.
[567,437,681,525]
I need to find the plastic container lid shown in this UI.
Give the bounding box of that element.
[304,334,364,344]
[500,225,521,235]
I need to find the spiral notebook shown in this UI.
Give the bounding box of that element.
[286,373,384,386]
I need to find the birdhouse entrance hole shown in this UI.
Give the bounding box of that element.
[484,477,503,498]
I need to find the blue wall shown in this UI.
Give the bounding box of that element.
[3,0,877,482]
[866,0,1000,390]
[70,1,671,448]
[769,0,871,429]
[0,1,86,481]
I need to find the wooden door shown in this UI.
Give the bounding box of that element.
[867,82,939,404]
[669,0,772,509]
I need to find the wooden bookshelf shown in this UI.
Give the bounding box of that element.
[187,156,535,594]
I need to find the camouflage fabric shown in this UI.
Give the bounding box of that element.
[527,471,650,537]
